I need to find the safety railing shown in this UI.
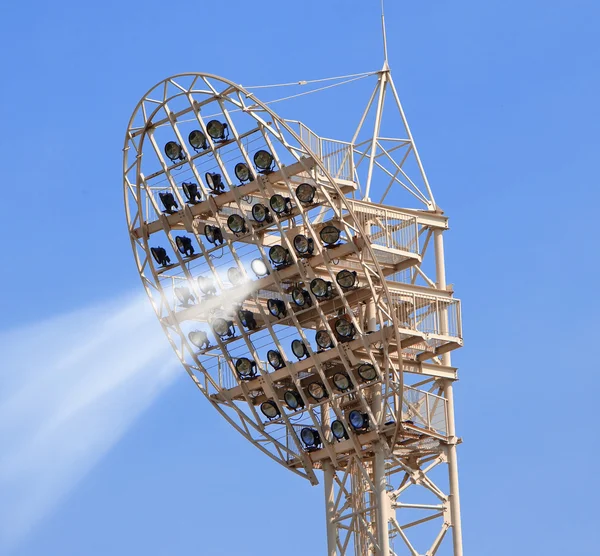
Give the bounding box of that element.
[402,386,448,437]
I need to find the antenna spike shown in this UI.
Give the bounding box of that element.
[381,0,389,65]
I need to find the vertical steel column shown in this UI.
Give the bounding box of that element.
[323,461,337,556]
[374,443,390,555]
[433,229,464,556]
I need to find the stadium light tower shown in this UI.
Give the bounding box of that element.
[123,8,464,554]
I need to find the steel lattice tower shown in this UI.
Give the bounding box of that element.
[123,15,464,553]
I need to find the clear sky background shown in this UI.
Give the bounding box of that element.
[0,0,598,554]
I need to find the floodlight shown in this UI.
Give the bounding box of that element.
[332,372,352,392]
[293,234,314,257]
[291,288,312,308]
[206,119,228,141]
[188,129,208,151]
[251,203,273,224]
[336,270,357,290]
[205,172,226,194]
[197,275,217,296]
[182,181,201,204]
[254,149,274,172]
[315,330,333,350]
[307,382,327,401]
[296,183,316,204]
[310,278,332,299]
[335,318,356,341]
[269,245,291,268]
[291,339,308,360]
[267,349,285,370]
[260,400,281,420]
[234,162,252,183]
[331,420,349,441]
[320,225,341,246]
[348,410,369,432]
[164,141,185,162]
[174,286,195,307]
[175,235,194,257]
[159,192,178,213]
[283,390,304,410]
[238,309,257,331]
[212,318,234,338]
[188,330,210,350]
[357,363,377,382]
[270,194,292,215]
[300,427,321,450]
[204,225,223,245]
[151,247,171,267]
[251,258,269,277]
[227,267,244,286]
[227,214,247,234]
[267,299,286,318]
[235,357,257,380]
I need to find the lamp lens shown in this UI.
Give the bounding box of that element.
[252,203,268,222]
[349,410,366,430]
[260,401,280,419]
[320,225,341,245]
[267,350,283,369]
[336,270,356,289]
[234,162,251,182]
[227,267,243,285]
[315,330,332,349]
[284,391,300,409]
[331,420,346,440]
[189,130,207,149]
[293,235,310,254]
[207,120,225,139]
[267,299,285,317]
[198,276,216,294]
[333,372,351,391]
[174,287,190,303]
[292,340,306,358]
[292,288,308,307]
[358,363,377,381]
[164,141,181,160]
[296,183,316,203]
[227,214,246,233]
[236,358,253,376]
[335,319,355,338]
[300,427,317,446]
[213,318,230,336]
[251,259,269,277]
[269,245,288,264]
[254,150,273,170]
[188,330,207,348]
[310,278,330,298]
[269,194,287,214]
[308,382,326,400]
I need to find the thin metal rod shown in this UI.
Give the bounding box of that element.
[381,0,389,64]
[364,72,388,201]
[323,462,337,556]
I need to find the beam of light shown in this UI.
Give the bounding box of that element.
[0,293,179,553]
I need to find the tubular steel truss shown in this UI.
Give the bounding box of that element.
[123,68,463,555]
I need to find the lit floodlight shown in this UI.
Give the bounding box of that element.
[188,330,210,350]
[267,298,286,318]
[333,372,352,392]
[238,309,258,331]
[331,420,349,441]
[283,390,304,410]
[269,194,292,215]
[159,192,178,213]
[227,214,247,234]
[320,225,341,246]
[261,401,281,420]
[235,357,257,380]
[174,286,195,307]
[293,234,314,257]
[197,275,217,296]
[182,182,202,204]
[175,235,194,257]
[267,349,285,370]
[234,162,253,183]
[254,150,274,172]
[204,225,223,245]
[307,382,327,401]
[164,141,185,162]
[212,318,234,338]
[251,258,269,277]
[206,119,229,141]
[315,330,333,350]
[357,363,377,382]
[336,270,357,290]
[291,339,308,360]
[227,267,245,286]
[310,278,333,299]
[296,183,316,204]
[291,288,312,308]
[205,172,226,194]
[251,203,273,224]
[348,410,369,432]
[188,129,208,151]
[151,247,171,267]
[300,427,321,450]
[269,245,291,268]
[335,318,356,341]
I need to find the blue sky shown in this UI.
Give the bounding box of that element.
[0,0,598,554]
